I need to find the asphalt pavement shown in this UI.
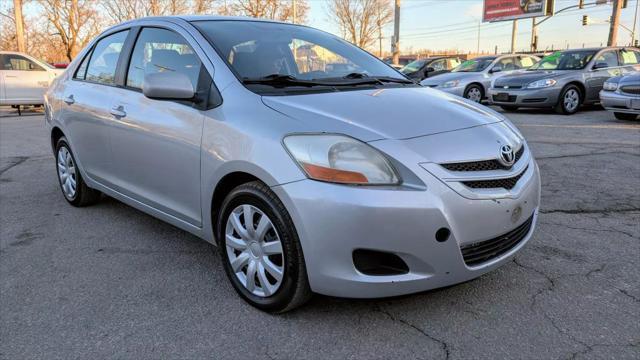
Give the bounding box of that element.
[1,106,638,359]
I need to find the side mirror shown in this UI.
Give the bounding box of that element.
[592,62,609,70]
[143,72,195,100]
[425,66,435,73]
[491,66,503,73]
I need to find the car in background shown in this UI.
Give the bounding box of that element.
[600,72,640,120]
[51,63,69,69]
[488,47,640,114]
[401,56,462,81]
[421,54,540,103]
[383,55,417,70]
[0,51,64,106]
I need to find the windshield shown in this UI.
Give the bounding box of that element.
[452,57,495,72]
[401,59,427,74]
[193,20,406,93]
[529,50,596,70]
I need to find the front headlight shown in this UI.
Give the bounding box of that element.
[441,80,461,88]
[603,81,618,91]
[526,79,557,89]
[283,134,400,185]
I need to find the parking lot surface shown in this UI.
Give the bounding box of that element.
[1,106,638,359]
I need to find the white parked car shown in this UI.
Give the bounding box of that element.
[0,51,64,106]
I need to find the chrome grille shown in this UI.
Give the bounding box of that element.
[462,166,528,190]
[461,214,534,266]
[441,146,525,172]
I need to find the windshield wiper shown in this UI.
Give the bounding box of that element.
[242,74,323,87]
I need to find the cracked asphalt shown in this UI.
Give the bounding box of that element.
[1,106,638,359]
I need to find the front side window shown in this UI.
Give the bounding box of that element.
[519,56,536,68]
[193,20,406,93]
[496,57,519,71]
[453,57,496,72]
[126,27,202,90]
[74,51,92,80]
[1,54,44,71]
[85,30,129,85]
[430,59,446,71]
[593,51,619,68]
[529,50,596,71]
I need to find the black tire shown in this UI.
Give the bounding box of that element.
[55,137,101,207]
[464,84,484,103]
[614,112,638,121]
[217,181,312,313]
[554,85,582,115]
[500,105,519,112]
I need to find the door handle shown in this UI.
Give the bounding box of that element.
[63,95,75,105]
[110,105,126,118]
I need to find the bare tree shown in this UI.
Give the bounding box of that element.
[100,0,216,24]
[328,0,392,51]
[224,0,309,23]
[39,0,102,61]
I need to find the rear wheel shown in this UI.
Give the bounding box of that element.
[217,181,311,313]
[555,85,582,115]
[500,105,519,112]
[614,112,638,121]
[55,137,101,207]
[464,84,484,103]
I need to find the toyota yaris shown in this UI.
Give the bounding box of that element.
[45,16,540,312]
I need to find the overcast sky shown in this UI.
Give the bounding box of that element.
[307,0,639,53]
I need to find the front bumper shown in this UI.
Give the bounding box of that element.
[599,90,640,114]
[487,87,562,107]
[272,158,541,298]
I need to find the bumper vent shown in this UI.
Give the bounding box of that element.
[441,146,525,172]
[461,215,534,266]
[620,85,640,95]
[462,166,528,190]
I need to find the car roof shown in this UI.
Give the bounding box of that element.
[121,15,290,26]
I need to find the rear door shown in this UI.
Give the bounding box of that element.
[60,30,129,184]
[585,49,621,101]
[107,26,207,226]
[0,53,50,104]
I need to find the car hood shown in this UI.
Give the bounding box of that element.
[420,72,482,86]
[494,70,575,87]
[262,86,505,142]
[620,73,640,85]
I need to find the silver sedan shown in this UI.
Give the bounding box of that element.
[45,16,540,312]
[420,54,539,102]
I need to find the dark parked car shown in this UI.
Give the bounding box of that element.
[488,47,640,114]
[383,55,417,70]
[401,57,462,81]
[600,72,640,120]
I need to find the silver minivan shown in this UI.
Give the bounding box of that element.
[46,16,540,312]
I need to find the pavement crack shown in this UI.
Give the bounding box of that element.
[616,288,640,303]
[539,208,640,215]
[536,150,640,160]
[0,156,30,176]
[375,305,451,360]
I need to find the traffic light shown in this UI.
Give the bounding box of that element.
[582,15,589,26]
[622,0,628,8]
[579,0,584,9]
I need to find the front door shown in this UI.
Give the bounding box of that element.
[108,27,205,226]
[585,49,622,101]
[0,54,50,104]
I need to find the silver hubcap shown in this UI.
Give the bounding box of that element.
[225,205,284,297]
[57,147,77,199]
[564,89,579,112]
[467,87,482,102]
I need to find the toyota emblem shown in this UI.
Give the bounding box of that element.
[498,144,515,167]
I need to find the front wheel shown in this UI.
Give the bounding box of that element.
[555,85,582,115]
[464,84,484,103]
[55,137,101,207]
[217,181,311,313]
[614,112,638,121]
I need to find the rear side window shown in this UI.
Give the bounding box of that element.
[620,49,640,65]
[126,27,202,90]
[85,30,129,85]
[519,56,535,68]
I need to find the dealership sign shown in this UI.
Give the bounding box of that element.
[483,0,555,22]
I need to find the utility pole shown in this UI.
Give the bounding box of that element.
[13,0,26,53]
[476,21,481,54]
[392,0,401,65]
[510,19,518,53]
[608,0,622,46]
[530,17,538,52]
[292,0,297,24]
[632,0,639,46]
